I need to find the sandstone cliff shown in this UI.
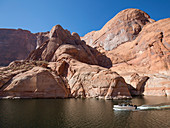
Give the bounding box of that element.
[0,29,49,66]
[109,18,170,96]
[83,9,170,96]
[0,8,169,98]
[0,60,69,98]
[82,8,155,51]
[0,25,131,99]
[0,29,36,65]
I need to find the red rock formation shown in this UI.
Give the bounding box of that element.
[82,8,155,67]
[28,25,99,65]
[51,59,131,99]
[83,9,170,96]
[0,66,69,98]
[128,73,149,96]
[0,29,37,65]
[82,8,154,51]
[1,8,169,98]
[0,24,131,99]
[27,24,131,99]
[108,18,170,72]
[0,29,49,66]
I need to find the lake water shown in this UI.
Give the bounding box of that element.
[0,96,170,128]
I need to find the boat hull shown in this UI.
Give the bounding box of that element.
[113,105,136,111]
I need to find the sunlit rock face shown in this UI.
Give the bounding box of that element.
[108,18,170,96]
[56,59,131,99]
[82,8,170,96]
[0,66,69,98]
[82,8,154,51]
[0,24,131,99]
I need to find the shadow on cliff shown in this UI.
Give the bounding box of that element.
[140,77,149,94]
[127,76,149,96]
[27,39,112,69]
[87,45,112,68]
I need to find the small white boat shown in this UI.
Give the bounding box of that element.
[113,103,170,111]
[113,104,137,111]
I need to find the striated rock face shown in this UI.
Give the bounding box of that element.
[82,8,154,51]
[0,29,49,66]
[0,25,131,99]
[82,9,170,96]
[107,18,170,71]
[0,66,69,98]
[0,60,46,90]
[109,18,170,96]
[0,29,37,66]
[48,59,131,99]
[113,19,170,96]
[28,25,99,65]
[144,73,170,96]
[109,18,170,71]
[104,18,170,79]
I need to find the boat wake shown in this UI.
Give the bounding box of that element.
[137,104,170,110]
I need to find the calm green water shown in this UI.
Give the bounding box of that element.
[0,96,170,128]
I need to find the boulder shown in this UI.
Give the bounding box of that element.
[72,32,81,40]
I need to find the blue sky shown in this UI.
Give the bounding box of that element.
[0,0,169,36]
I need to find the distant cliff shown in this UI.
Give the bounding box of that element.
[0,29,49,66]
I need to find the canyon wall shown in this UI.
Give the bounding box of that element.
[0,25,131,99]
[0,29,49,66]
[0,8,169,98]
[82,9,170,96]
